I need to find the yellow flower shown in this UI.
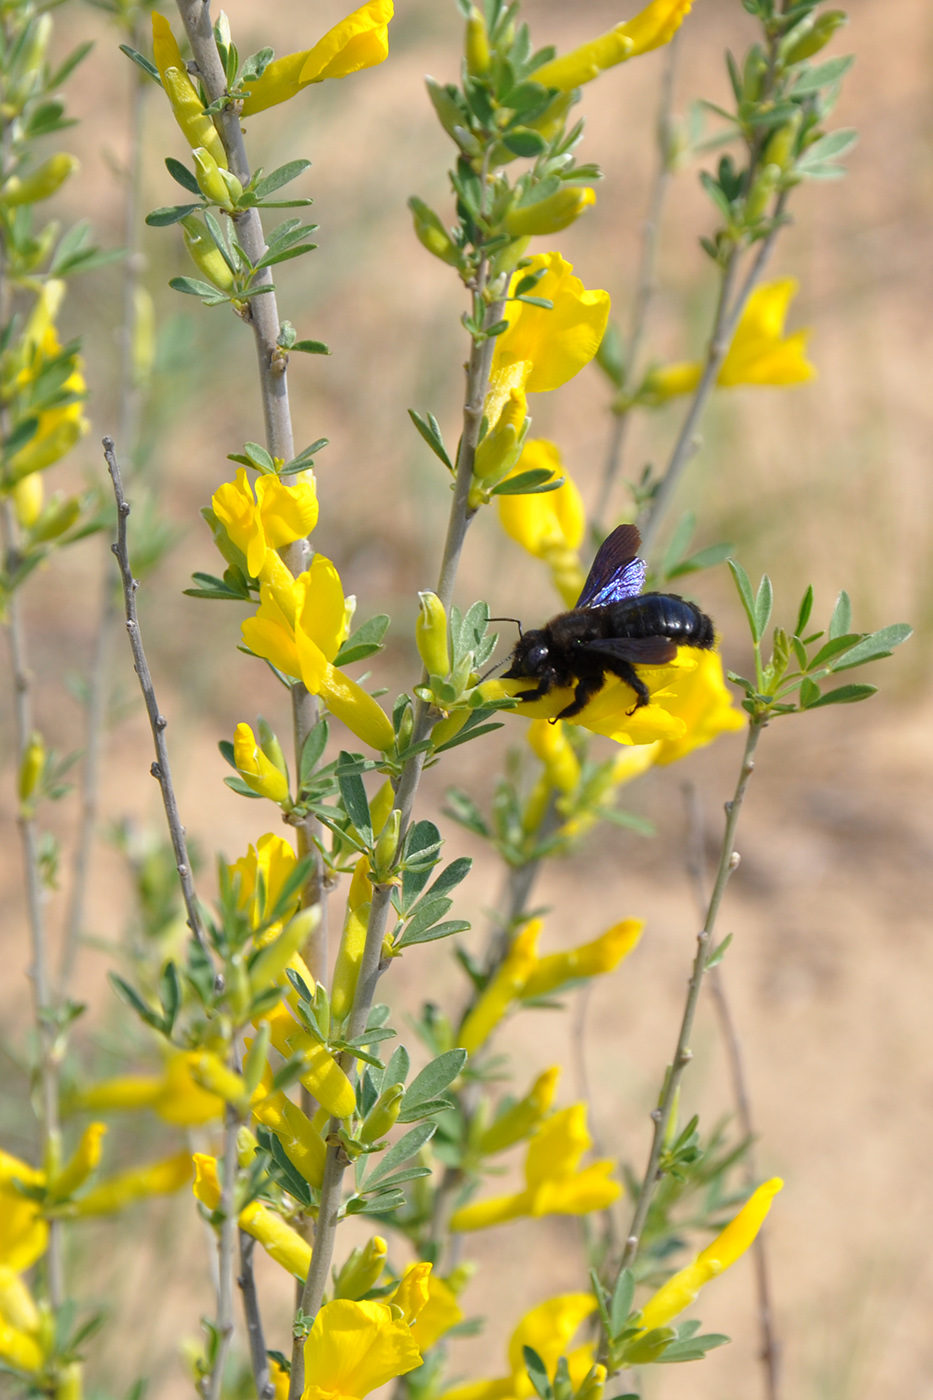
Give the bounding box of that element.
[232,722,290,804]
[450,1104,620,1231]
[486,254,610,429]
[497,441,585,606]
[443,1292,598,1400]
[69,1049,224,1126]
[526,719,580,795]
[457,920,541,1055]
[0,1152,47,1272]
[241,0,393,116]
[251,1071,327,1189]
[478,1066,560,1156]
[301,1297,423,1400]
[265,1001,357,1120]
[520,919,643,999]
[648,279,815,398]
[4,281,88,482]
[0,1268,43,1375]
[230,833,300,944]
[408,1274,463,1352]
[638,1178,783,1331]
[533,0,693,92]
[242,562,394,752]
[193,1154,312,1280]
[651,647,745,763]
[47,1123,107,1202]
[151,13,228,167]
[212,467,319,582]
[71,1151,193,1214]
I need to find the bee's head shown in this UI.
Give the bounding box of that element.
[503,627,550,678]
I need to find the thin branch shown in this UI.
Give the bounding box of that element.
[239,1233,274,1400]
[612,716,765,1289]
[208,1110,240,1400]
[595,34,680,532]
[1,497,64,1309]
[103,437,211,960]
[683,781,781,1400]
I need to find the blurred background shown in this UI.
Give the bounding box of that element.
[1,1,932,1397]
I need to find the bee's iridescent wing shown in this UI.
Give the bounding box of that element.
[576,523,646,608]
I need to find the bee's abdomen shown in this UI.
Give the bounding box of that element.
[606,594,715,647]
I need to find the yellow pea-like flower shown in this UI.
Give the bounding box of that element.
[47,1122,107,1201]
[241,0,394,116]
[457,920,541,1055]
[534,0,693,92]
[151,13,228,167]
[520,919,643,999]
[478,1065,560,1155]
[301,1297,423,1400]
[192,1154,312,1279]
[72,1151,193,1214]
[232,721,290,804]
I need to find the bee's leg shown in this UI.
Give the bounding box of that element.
[601,658,651,714]
[556,672,605,720]
[514,671,557,704]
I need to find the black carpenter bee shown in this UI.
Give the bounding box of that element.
[502,523,715,719]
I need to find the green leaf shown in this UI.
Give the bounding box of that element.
[255,1127,313,1207]
[158,961,181,1032]
[408,409,455,473]
[666,541,734,579]
[799,677,821,708]
[828,589,851,639]
[289,338,330,354]
[795,584,814,637]
[754,574,773,641]
[705,931,732,969]
[504,127,548,157]
[522,1347,553,1400]
[424,856,472,901]
[299,720,329,787]
[224,776,263,798]
[805,682,877,708]
[335,615,390,666]
[165,157,200,194]
[119,43,160,82]
[337,757,373,846]
[662,512,695,578]
[728,559,758,640]
[254,159,312,199]
[831,623,912,671]
[147,204,200,227]
[790,54,855,95]
[365,1122,436,1185]
[362,1165,431,1192]
[169,275,227,301]
[109,973,165,1033]
[808,633,862,671]
[491,468,563,496]
[400,1049,466,1119]
[395,1096,455,1124]
[656,1332,729,1362]
[401,896,452,942]
[609,1269,635,1337]
[797,127,857,167]
[396,918,470,948]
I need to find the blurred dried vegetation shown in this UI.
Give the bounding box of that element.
[1,1,932,1398]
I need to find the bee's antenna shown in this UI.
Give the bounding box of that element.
[479,658,509,683]
[488,616,523,638]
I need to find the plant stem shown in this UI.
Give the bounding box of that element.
[208,1109,240,1400]
[594,34,680,533]
[61,27,149,994]
[1,497,64,1309]
[174,0,325,951]
[683,781,781,1400]
[611,716,765,1294]
[239,1233,274,1400]
[104,438,210,960]
[286,278,503,1399]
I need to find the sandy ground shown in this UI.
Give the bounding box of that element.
[1,1,931,1399]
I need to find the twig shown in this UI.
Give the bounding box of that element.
[61,29,149,994]
[103,437,210,960]
[612,716,765,1291]
[683,782,781,1400]
[239,1233,274,1400]
[207,1110,240,1400]
[1,498,64,1308]
[594,34,680,532]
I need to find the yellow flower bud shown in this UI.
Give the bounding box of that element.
[251,1077,326,1188]
[416,591,451,678]
[458,921,540,1055]
[190,1052,250,1113]
[471,388,528,496]
[12,473,42,527]
[1,153,79,207]
[430,709,470,749]
[409,196,461,266]
[744,163,781,224]
[505,186,596,238]
[331,880,370,1023]
[31,494,81,543]
[18,732,44,805]
[520,919,642,999]
[574,1364,606,1400]
[236,1125,259,1168]
[249,906,320,995]
[56,1362,83,1400]
[151,10,228,168]
[478,1066,560,1155]
[192,147,236,209]
[48,1122,107,1201]
[372,809,401,877]
[182,215,236,292]
[763,109,802,173]
[233,721,290,804]
[465,6,491,75]
[359,1083,403,1143]
[334,1236,388,1299]
[369,781,395,839]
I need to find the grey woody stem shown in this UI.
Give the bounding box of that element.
[286,283,504,1400]
[104,438,211,961]
[612,717,765,1292]
[239,1233,275,1400]
[207,1110,240,1400]
[1,496,64,1308]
